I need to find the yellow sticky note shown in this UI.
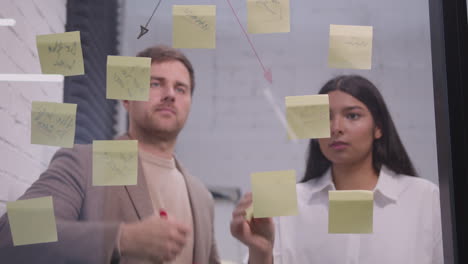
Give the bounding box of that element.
[328,190,374,233]
[36,31,85,76]
[247,0,290,34]
[285,95,330,140]
[328,24,373,70]
[31,101,77,148]
[93,140,138,186]
[106,56,151,101]
[173,5,216,49]
[251,170,298,218]
[7,196,58,246]
[244,204,254,221]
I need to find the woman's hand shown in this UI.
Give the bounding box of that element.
[230,192,275,262]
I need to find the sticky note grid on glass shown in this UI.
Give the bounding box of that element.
[328,24,373,70]
[36,31,84,76]
[106,56,151,101]
[173,5,216,49]
[93,140,138,186]
[328,190,374,233]
[286,95,330,140]
[251,170,298,218]
[7,196,58,246]
[31,101,77,148]
[247,0,290,34]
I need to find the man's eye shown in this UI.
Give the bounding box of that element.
[176,87,186,94]
[150,82,160,88]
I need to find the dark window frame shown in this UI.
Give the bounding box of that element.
[429,0,468,262]
[63,0,120,143]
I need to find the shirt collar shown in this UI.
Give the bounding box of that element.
[305,168,335,203]
[304,165,402,203]
[373,165,400,202]
[139,148,176,169]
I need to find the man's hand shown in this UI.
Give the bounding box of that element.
[120,212,190,262]
[230,193,275,263]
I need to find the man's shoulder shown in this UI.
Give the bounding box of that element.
[54,143,92,158]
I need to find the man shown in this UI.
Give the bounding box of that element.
[0,45,220,264]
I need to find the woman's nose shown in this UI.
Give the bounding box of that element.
[330,116,344,136]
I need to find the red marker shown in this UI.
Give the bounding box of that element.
[159,209,167,218]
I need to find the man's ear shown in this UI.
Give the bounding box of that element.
[374,126,382,139]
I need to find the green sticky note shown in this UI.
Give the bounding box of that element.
[106,56,151,101]
[285,95,330,140]
[328,190,374,233]
[31,101,77,148]
[7,196,58,246]
[251,170,298,218]
[328,24,373,70]
[247,0,290,34]
[93,140,138,186]
[173,5,216,49]
[36,31,85,76]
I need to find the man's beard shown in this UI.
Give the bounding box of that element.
[138,117,182,143]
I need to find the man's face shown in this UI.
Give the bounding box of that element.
[123,60,192,139]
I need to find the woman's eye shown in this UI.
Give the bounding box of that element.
[347,113,360,120]
[150,82,160,88]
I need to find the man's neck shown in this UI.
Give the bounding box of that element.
[332,157,378,191]
[128,130,176,160]
[138,141,175,159]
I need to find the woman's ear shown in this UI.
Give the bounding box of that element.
[374,126,383,139]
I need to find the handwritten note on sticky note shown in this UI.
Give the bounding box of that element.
[247,0,290,34]
[36,31,84,76]
[31,101,77,148]
[106,56,151,101]
[7,196,58,246]
[328,25,373,70]
[173,5,216,49]
[251,170,298,218]
[328,190,374,233]
[93,140,138,186]
[285,95,330,140]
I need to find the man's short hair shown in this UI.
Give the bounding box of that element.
[137,45,195,93]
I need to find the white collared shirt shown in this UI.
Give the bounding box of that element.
[271,166,443,264]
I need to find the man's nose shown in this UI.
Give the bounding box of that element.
[161,86,175,102]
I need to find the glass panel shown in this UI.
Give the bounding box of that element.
[0,0,455,263]
[119,0,448,263]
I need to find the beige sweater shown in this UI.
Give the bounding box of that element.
[140,150,194,264]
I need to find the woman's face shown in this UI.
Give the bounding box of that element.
[318,90,382,167]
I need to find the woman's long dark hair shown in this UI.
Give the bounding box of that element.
[301,75,417,182]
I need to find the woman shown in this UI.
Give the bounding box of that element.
[230,75,443,264]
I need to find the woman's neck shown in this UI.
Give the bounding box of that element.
[332,159,379,191]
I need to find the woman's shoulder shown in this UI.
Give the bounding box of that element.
[388,169,439,197]
[296,174,332,200]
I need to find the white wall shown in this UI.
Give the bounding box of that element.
[120,0,438,262]
[0,0,66,215]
